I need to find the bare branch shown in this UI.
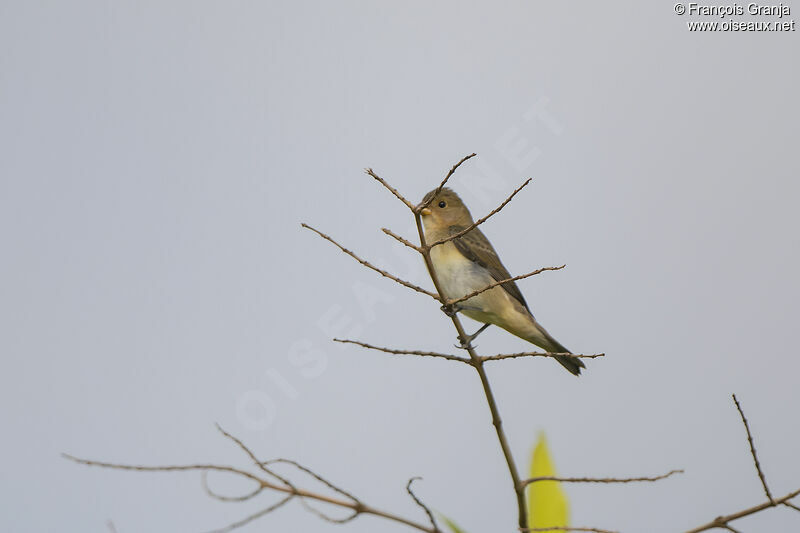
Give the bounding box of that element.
[215,424,293,488]
[365,168,416,211]
[203,495,293,533]
[732,394,774,503]
[416,153,478,212]
[685,394,800,532]
[406,477,441,533]
[333,338,471,364]
[382,227,423,252]
[64,434,438,533]
[263,458,361,505]
[302,223,440,301]
[684,487,800,532]
[62,453,268,486]
[783,501,800,512]
[521,469,682,488]
[482,351,604,363]
[259,458,361,524]
[445,265,565,306]
[202,471,265,502]
[297,501,358,525]
[428,177,532,248]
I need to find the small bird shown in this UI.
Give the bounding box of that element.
[419,187,584,376]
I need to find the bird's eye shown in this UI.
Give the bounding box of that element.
[438,201,447,208]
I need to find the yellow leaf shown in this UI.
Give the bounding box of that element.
[527,432,570,530]
[437,512,469,533]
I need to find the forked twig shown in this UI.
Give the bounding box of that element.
[684,395,800,532]
[64,426,437,533]
[263,458,361,504]
[684,487,800,533]
[214,423,293,487]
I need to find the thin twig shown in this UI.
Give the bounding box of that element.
[202,471,265,502]
[295,500,358,525]
[215,424,293,488]
[482,351,604,363]
[732,394,774,503]
[445,265,565,306]
[684,394,800,532]
[365,168,416,211]
[784,501,800,512]
[263,458,361,505]
[62,454,268,486]
[334,338,471,364]
[406,477,441,533]
[301,223,440,301]
[684,487,800,532]
[203,495,293,533]
[382,227,423,252]
[427,178,532,248]
[416,153,478,212]
[521,469,683,488]
[64,442,437,533]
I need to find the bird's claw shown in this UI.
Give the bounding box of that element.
[440,304,462,317]
[455,339,476,350]
[456,323,491,349]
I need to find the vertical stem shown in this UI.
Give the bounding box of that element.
[413,212,528,531]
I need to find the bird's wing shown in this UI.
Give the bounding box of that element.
[449,225,530,311]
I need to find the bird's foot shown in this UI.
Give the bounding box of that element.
[440,304,462,318]
[455,323,491,350]
[455,339,474,350]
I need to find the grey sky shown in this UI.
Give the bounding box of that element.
[1,2,799,532]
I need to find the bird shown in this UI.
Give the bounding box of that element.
[418,187,584,376]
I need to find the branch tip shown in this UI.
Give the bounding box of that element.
[406,477,440,533]
[732,394,774,503]
[302,223,440,301]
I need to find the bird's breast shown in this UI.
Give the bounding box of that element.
[430,242,493,303]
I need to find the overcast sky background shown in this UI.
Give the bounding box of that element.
[2,2,799,532]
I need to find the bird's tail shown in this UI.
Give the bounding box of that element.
[524,323,585,376]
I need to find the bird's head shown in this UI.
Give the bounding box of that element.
[417,187,474,232]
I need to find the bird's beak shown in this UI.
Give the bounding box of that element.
[420,207,432,216]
